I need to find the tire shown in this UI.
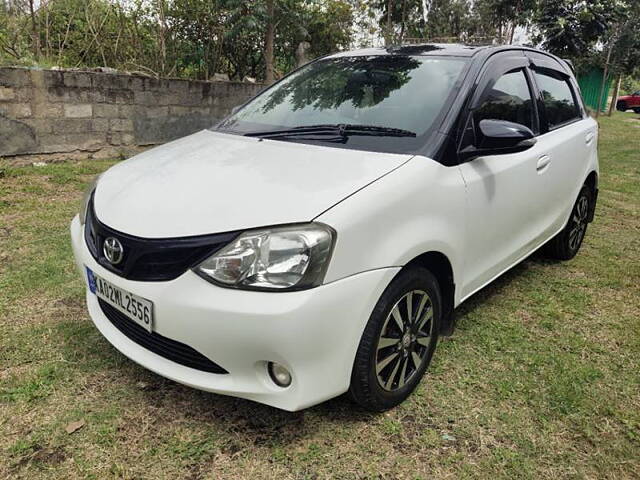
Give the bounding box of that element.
[349,266,441,411]
[544,185,592,261]
[616,101,627,112]
[633,108,640,114]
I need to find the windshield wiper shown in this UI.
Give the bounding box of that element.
[244,124,417,139]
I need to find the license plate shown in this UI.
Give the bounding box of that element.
[86,267,154,332]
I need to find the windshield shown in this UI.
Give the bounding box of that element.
[215,55,469,154]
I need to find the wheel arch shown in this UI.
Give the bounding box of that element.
[584,170,598,222]
[403,251,456,336]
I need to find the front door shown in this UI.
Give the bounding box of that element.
[457,58,549,299]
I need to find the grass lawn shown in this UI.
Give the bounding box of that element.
[1,112,639,479]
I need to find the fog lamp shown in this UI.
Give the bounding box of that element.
[268,362,292,387]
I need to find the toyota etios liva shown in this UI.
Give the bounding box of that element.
[71,44,598,411]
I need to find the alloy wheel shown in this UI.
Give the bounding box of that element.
[569,195,589,251]
[375,290,434,391]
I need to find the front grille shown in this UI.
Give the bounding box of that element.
[98,299,228,374]
[85,197,239,281]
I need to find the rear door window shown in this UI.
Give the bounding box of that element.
[533,70,581,129]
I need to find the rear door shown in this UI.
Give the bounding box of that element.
[527,54,597,237]
[457,52,551,298]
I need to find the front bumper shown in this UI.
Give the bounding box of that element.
[70,215,399,411]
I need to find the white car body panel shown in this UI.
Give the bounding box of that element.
[317,156,466,302]
[94,130,412,238]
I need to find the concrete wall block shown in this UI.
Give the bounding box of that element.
[64,103,93,118]
[65,133,106,151]
[168,105,191,116]
[0,68,32,88]
[62,72,93,88]
[47,86,102,104]
[0,103,32,118]
[122,133,135,145]
[173,92,204,107]
[92,74,135,91]
[42,70,65,87]
[92,119,109,131]
[14,87,35,102]
[0,116,37,155]
[34,103,64,118]
[53,118,94,134]
[91,146,123,159]
[108,132,136,146]
[93,104,120,118]
[104,89,134,105]
[0,86,15,101]
[118,105,136,118]
[38,133,74,153]
[133,90,158,106]
[110,118,134,132]
[141,77,161,91]
[141,106,169,118]
[22,118,54,134]
[169,80,190,94]
[133,113,212,145]
[192,107,211,116]
[127,76,145,91]
[9,103,33,118]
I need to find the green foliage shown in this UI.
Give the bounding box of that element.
[0,0,354,81]
[534,0,618,56]
[1,0,638,84]
[621,76,640,95]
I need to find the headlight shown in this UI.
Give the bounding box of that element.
[79,175,101,225]
[194,223,335,291]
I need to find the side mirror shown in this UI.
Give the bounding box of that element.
[460,119,537,160]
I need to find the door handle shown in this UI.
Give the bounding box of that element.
[585,132,595,145]
[536,155,551,172]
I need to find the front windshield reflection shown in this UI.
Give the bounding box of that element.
[218,55,467,138]
[259,56,421,114]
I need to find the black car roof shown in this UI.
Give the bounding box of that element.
[327,43,484,58]
[327,44,572,75]
[329,43,560,59]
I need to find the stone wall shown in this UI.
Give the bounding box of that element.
[0,67,263,160]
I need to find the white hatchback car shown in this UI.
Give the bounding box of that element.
[71,44,599,411]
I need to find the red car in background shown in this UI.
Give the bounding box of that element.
[616,91,640,112]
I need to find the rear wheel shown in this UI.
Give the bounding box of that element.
[617,101,627,112]
[633,108,640,114]
[544,185,592,260]
[349,266,440,411]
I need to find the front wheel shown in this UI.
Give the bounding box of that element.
[616,101,627,112]
[633,108,640,114]
[349,266,440,411]
[544,185,592,260]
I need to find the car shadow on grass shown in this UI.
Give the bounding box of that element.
[56,301,377,448]
[450,248,559,328]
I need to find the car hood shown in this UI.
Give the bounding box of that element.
[94,130,413,238]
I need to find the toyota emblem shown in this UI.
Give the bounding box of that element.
[103,237,124,265]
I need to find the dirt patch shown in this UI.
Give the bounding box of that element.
[13,445,67,470]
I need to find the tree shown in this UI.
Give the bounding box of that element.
[474,0,537,43]
[265,0,276,83]
[534,0,621,58]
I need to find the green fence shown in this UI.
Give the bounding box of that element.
[577,67,612,112]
